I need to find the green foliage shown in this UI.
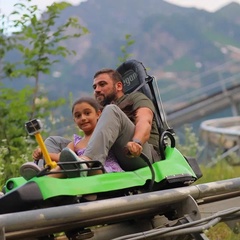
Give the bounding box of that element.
[0,83,65,186]
[175,125,240,184]
[0,0,88,184]
[0,15,17,79]
[3,0,89,119]
[207,222,240,240]
[0,85,36,184]
[175,125,202,158]
[118,34,135,65]
[197,161,240,184]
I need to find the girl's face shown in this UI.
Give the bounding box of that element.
[73,102,101,134]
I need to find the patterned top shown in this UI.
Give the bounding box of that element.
[73,134,123,173]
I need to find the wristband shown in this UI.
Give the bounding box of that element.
[132,138,142,146]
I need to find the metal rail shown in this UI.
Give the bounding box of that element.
[166,84,240,127]
[200,116,240,166]
[1,177,240,239]
[160,59,240,127]
[200,116,240,137]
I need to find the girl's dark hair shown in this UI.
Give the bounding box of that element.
[93,68,123,84]
[72,97,102,113]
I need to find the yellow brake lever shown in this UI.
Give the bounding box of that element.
[25,119,57,169]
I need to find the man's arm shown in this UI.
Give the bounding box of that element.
[133,107,153,144]
[126,107,153,157]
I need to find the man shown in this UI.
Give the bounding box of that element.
[80,68,159,170]
[22,68,159,177]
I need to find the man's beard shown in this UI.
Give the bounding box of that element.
[96,89,117,107]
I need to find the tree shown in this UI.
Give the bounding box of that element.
[118,34,135,65]
[0,0,89,186]
[5,1,89,118]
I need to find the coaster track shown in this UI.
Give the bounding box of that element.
[1,177,240,240]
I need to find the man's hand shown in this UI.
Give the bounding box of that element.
[126,141,143,157]
[32,147,43,161]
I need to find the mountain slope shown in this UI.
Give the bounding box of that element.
[3,0,240,104]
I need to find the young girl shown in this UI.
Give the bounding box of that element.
[21,97,123,180]
[65,96,123,174]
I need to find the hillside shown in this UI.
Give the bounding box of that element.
[53,0,240,100]
[2,0,240,125]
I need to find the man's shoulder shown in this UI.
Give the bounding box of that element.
[129,92,155,110]
[129,91,150,100]
[129,92,153,104]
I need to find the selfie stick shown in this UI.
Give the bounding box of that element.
[25,119,57,169]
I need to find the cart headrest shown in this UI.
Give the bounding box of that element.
[116,59,150,95]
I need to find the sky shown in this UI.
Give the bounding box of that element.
[1,0,240,16]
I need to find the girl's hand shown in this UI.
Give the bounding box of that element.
[32,147,43,160]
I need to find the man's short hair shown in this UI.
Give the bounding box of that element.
[94,68,123,84]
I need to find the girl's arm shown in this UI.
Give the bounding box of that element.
[32,141,75,162]
[66,141,75,151]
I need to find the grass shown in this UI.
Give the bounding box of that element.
[175,126,240,239]
[197,161,240,184]
[195,160,240,239]
[206,222,240,240]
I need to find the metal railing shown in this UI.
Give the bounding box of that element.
[157,60,240,121]
[1,178,240,239]
[200,116,240,167]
